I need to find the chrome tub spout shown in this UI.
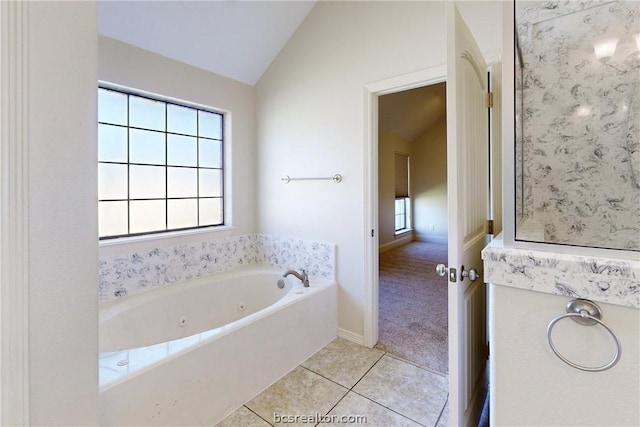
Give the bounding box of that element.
[283,269,309,287]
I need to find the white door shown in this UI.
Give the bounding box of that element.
[444,3,490,426]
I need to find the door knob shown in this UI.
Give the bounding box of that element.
[460,265,480,282]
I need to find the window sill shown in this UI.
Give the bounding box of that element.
[394,229,413,238]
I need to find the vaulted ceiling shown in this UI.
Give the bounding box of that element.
[98,1,499,140]
[98,1,501,87]
[378,83,447,142]
[98,0,316,86]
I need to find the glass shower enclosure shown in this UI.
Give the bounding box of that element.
[513,0,639,252]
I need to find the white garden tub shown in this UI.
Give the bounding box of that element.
[99,267,337,426]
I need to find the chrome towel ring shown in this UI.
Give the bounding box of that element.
[546,299,622,372]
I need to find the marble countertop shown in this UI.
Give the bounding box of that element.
[482,237,640,309]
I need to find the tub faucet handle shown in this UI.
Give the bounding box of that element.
[283,269,310,287]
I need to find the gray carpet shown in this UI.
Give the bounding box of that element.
[377,241,449,375]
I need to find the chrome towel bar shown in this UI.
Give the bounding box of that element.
[546,298,621,372]
[281,174,342,184]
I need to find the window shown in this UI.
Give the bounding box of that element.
[395,198,410,232]
[394,153,411,234]
[98,87,224,239]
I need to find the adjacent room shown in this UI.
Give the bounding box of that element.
[377,83,449,375]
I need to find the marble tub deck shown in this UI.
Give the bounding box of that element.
[216,337,449,427]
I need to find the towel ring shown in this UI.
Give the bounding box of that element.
[546,299,621,372]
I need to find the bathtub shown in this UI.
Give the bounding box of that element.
[98,267,337,426]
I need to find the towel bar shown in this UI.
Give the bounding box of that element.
[281,174,342,183]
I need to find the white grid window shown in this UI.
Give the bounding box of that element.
[98,87,224,239]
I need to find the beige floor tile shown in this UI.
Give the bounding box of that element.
[353,355,448,427]
[302,337,384,388]
[319,391,422,427]
[215,405,271,427]
[246,366,348,427]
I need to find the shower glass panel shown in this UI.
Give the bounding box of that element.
[514,0,640,251]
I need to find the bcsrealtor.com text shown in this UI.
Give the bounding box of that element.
[273,412,367,424]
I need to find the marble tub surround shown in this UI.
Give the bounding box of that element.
[482,236,640,309]
[515,0,640,251]
[255,234,335,280]
[217,337,449,427]
[99,233,335,301]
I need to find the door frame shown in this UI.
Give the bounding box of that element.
[363,65,447,348]
[363,56,501,348]
[1,1,31,424]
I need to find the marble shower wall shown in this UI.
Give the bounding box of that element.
[516,0,640,250]
[99,234,335,301]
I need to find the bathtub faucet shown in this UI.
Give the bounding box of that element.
[283,269,309,287]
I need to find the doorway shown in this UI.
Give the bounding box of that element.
[376,83,449,375]
[362,65,448,349]
[364,51,497,425]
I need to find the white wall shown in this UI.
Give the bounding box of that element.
[256,1,501,338]
[256,1,447,338]
[490,285,639,426]
[412,119,448,244]
[256,1,503,339]
[98,36,257,258]
[378,131,412,248]
[27,2,99,424]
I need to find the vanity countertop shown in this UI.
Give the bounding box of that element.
[482,237,640,309]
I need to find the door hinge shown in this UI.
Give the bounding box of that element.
[486,91,493,108]
[487,219,494,235]
[487,341,490,359]
[371,229,375,237]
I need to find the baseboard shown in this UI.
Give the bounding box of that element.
[337,328,365,346]
[414,232,448,245]
[379,233,413,254]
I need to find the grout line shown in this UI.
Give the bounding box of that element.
[299,365,351,391]
[237,343,444,427]
[348,389,427,427]
[383,352,449,379]
[349,351,385,391]
[314,390,350,427]
[304,352,428,427]
[351,352,447,427]
[242,404,274,426]
[349,352,428,425]
[433,394,449,427]
[297,365,351,427]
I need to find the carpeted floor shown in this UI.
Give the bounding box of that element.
[377,241,449,375]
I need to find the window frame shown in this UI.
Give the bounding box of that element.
[97,83,227,240]
[393,151,411,236]
[394,197,411,234]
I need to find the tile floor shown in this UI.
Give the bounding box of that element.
[216,337,449,427]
